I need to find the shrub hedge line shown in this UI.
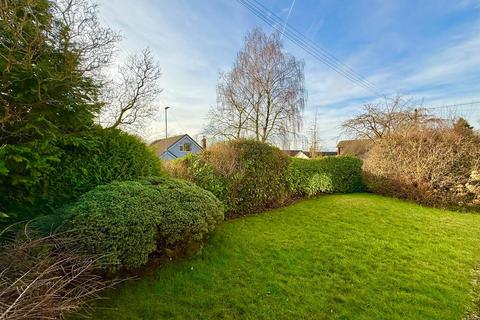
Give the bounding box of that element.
[166,139,364,217]
[0,128,162,222]
[63,177,224,271]
[286,156,365,196]
[3,136,363,273]
[166,140,290,217]
[364,127,480,210]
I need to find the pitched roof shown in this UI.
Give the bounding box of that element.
[320,151,337,156]
[337,139,367,148]
[283,150,338,158]
[336,139,373,157]
[282,149,305,157]
[150,134,186,155]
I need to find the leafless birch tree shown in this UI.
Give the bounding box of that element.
[205,28,306,143]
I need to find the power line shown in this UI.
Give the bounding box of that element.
[237,0,383,96]
[238,0,377,93]
[425,100,480,110]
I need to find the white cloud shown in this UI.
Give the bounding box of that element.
[97,0,249,141]
[404,32,480,87]
[97,0,480,150]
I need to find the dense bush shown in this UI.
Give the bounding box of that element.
[0,128,162,222]
[286,156,364,196]
[166,139,290,216]
[64,177,224,270]
[363,127,480,210]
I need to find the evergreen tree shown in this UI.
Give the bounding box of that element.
[0,0,117,144]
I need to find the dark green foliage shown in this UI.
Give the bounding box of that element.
[286,156,364,196]
[230,140,289,214]
[64,181,161,270]
[138,177,224,245]
[168,154,231,204]
[169,140,290,216]
[0,0,102,144]
[64,178,224,270]
[0,129,162,221]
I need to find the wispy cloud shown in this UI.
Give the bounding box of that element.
[280,0,296,39]
[97,0,480,150]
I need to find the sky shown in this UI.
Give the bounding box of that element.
[98,0,480,151]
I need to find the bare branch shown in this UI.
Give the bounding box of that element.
[101,48,162,130]
[342,95,443,141]
[204,28,305,143]
[0,227,121,320]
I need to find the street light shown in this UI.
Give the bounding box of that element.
[164,106,170,139]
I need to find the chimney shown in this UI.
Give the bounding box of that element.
[201,136,207,149]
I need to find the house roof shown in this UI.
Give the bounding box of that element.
[150,134,187,155]
[336,139,373,157]
[282,149,306,157]
[320,151,337,156]
[283,150,338,158]
[150,134,204,156]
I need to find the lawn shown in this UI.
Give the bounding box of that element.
[87,194,480,319]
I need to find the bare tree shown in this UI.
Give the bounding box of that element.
[342,95,440,140]
[101,48,162,130]
[205,28,306,142]
[52,0,120,76]
[309,110,320,158]
[204,70,255,139]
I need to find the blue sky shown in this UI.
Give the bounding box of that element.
[98,0,480,150]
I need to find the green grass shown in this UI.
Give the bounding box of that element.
[88,194,480,319]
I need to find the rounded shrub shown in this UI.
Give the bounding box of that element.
[286,156,364,196]
[0,128,163,222]
[64,177,224,271]
[64,181,160,270]
[138,176,224,246]
[168,139,289,216]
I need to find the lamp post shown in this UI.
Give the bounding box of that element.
[164,106,170,139]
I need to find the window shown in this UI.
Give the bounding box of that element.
[180,143,191,152]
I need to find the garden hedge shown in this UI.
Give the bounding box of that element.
[166,139,290,216]
[0,128,163,222]
[64,177,224,271]
[286,156,364,196]
[364,127,480,210]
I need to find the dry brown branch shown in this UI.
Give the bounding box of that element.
[0,228,120,320]
[364,124,480,209]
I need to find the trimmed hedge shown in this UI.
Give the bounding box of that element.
[286,156,364,196]
[167,139,290,216]
[64,177,224,271]
[0,128,162,222]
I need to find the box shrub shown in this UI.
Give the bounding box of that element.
[63,177,224,271]
[167,140,289,216]
[286,156,364,196]
[0,128,163,222]
[138,176,224,246]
